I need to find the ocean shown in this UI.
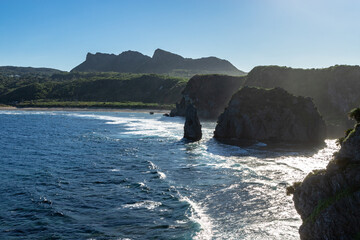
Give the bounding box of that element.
[0,110,338,239]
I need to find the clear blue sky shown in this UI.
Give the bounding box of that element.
[0,0,359,72]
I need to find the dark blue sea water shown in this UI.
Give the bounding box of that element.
[0,110,338,239]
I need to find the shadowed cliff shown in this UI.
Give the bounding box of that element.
[245,65,360,137]
[289,108,360,239]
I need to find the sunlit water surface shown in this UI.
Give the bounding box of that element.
[0,111,338,239]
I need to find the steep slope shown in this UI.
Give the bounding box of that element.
[170,74,246,119]
[245,65,360,137]
[71,49,245,78]
[214,87,326,146]
[289,109,360,240]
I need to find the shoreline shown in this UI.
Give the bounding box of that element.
[0,106,171,113]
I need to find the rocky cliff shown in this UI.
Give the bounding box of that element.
[214,87,326,146]
[245,65,360,137]
[71,49,245,78]
[289,109,360,240]
[170,74,246,119]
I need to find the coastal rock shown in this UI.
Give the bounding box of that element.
[214,87,326,146]
[291,115,360,239]
[336,123,360,163]
[170,74,246,119]
[245,65,360,137]
[183,104,202,141]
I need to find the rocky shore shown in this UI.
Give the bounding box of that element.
[289,108,360,239]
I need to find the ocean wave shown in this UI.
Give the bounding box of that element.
[179,195,213,240]
[148,161,167,179]
[121,200,162,210]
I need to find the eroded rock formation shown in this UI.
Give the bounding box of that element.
[183,104,202,141]
[214,87,326,146]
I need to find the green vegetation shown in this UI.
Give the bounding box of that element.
[337,128,356,146]
[0,71,188,109]
[305,185,360,224]
[353,232,360,240]
[16,100,174,109]
[348,108,360,123]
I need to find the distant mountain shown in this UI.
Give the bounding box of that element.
[0,66,63,76]
[71,49,245,77]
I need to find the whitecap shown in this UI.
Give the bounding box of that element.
[121,200,162,210]
[158,171,166,179]
[179,196,213,240]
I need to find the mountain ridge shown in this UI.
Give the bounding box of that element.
[71,48,245,78]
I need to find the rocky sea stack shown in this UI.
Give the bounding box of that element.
[183,104,202,141]
[214,87,326,146]
[290,108,360,240]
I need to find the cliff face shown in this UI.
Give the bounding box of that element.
[170,74,246,119]
[71,49,245,78]
[245,65,360,137]
[214,87,326,146]
[291,120,360,240]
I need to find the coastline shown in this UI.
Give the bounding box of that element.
[0,106,171,113]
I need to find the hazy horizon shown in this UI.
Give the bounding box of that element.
[1,0,359,72]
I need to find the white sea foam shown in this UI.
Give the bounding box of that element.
[148,161,167,179]
[138,182,146,188]
[68,113,184,139]
[158,171,166,179]
[121,200,162,210]
[179,196,213,240]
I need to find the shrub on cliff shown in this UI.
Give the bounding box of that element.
[348,108,360,123]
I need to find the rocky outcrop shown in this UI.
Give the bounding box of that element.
[214,87,326,146]
[71,49,245,78]
[290,113,360,239]
[184,104,202,141]
[170,74,246,119]
[245,65,360,137]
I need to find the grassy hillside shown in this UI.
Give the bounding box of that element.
[0,72,188,109]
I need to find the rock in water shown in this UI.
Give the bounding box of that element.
[184,104,202,141]
[214,86,326,146]
[289,113,360,239]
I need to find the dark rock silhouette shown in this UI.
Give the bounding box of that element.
[170,74,246,119]
[183,104,202,141]
[71,49,245,78]
[290,111,360,239]
[214,87,326,146]
[245,65,360,137]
